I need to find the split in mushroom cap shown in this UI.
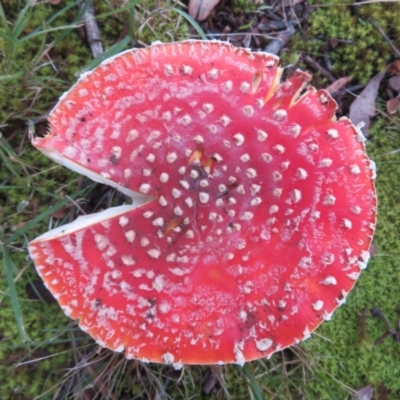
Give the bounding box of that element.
[29,40,377,366]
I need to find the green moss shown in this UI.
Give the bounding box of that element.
[229,0,260,14]
[0,264,75,399]
[2,1,400,398]
[284,1,400,84]
[298,117,400,398]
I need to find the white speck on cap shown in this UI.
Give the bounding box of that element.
[222,80,233,91]
[160,172,169,182]
[291,189,302,203]
[323,194,336,205]
[164,64,173,75]
[148,249,161,259]
[233,133,245,146]
[269,205,279,215]
[296,168,308,179]
[274,109,287,120]
[241,211,254,220]
[162,352,174,364]
[179,180,190,190]
[179,115,192,125]
[119,216,129,227]
[174,206,183,216]
[153,275,164,292]
[262,153,272,162]
[125,230,135,243]
[350,164,361,174]
[327,128,339,139]
[166,152,178,163]
[139,183,151,193]
[246,168,257,178]
[199,192,210,204]
[273,144,285,154]
[240,82,250,92]
[159,196,168,207]
[312,300,323,311]
[319,158,333,167]
[321,276,337,286]
[342,219,352,229]
[146,153,155,163]
[182,65,193,75]
[255,338,273,352]
[172,188,182,198]
[243,105,254,117]
[220,115,232,126]
[121,255,135,266]
[257,129,268,142]
[141,237,150,247]
[208,68,218,79]
[185,197,194,208]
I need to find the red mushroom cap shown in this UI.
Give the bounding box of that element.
[29,41,377,366]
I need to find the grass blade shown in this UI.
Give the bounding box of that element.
[0,2,7,31]
[240,364,264,400]
[5,184,95,246]
[11,0,33,40]
[168,6,207,40]
[0,71,25,81]
[95,0,143,20]
[80,36,132,72]
[2,246,29,342]
[0,145,21,178]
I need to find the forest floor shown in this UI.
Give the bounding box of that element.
[1,0,400,399]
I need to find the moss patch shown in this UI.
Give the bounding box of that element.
[282,1,400,84]
[300,117,400,398]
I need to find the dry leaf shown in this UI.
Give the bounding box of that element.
[325,76,352,94]
[387,59,400,76]
[188,0,220,21]
[349,70,386,137]
[353,385,373,400]
[52,204,73,219]
[386,96,400,114]
[388,76,400,92]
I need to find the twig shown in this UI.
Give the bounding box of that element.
[264,23,296,55]
[330,84,366,98]
[202,368,219,395]
[368,18,400,59]
[78,0,103,58]
[372,306,400,345]
[302,55,336,83]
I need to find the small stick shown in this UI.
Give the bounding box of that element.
[371,306,400,345]
[302,55,336,83]
[372,307,391,331]
[264,23,296,55]
[369,18,400,59]
[324,50,333,71]
[374,330,393,346]
[79,0,103,58]
[330,84,366,98]
[202,368,219,395]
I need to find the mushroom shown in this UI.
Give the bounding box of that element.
[29,41,377,366]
